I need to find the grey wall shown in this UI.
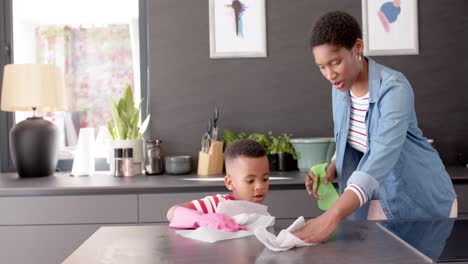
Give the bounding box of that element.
[147,0,468,166]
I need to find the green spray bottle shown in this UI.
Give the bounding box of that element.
[311,163,339,211]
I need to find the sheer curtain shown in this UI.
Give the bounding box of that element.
[34,24,135,151]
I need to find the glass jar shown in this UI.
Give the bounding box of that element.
[145,139,164,175]
[113,148,124,177]
[122,148,134,177]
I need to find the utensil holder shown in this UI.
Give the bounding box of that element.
[197,140,224,176]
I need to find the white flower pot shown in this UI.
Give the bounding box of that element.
[107,139,144,175]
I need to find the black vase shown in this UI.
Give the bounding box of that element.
[10,117,59,177]
[268,154,278,171]
[277,153,298,171]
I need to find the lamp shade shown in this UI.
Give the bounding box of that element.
[1,64,66,112]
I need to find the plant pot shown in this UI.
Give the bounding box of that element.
[107,139,144,175]
[290,138,335,172]
[277,153,298,171]
[268,154,278,171]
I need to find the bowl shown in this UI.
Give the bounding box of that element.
[290,137,335,172]
[164,155,192,175]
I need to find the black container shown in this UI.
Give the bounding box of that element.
[268,154,278,171]
[10,117,59,177]
[277,153,298,171]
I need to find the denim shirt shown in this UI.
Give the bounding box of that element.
[332,58,455,220]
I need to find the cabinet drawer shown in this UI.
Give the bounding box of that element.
[265,190,321,218]
[454,184,468,214]
[139,190,321,223]
[0,195,138,225]
[139,192,219,223]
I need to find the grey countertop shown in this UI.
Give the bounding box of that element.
[0,170,308,197]
[61,219,468,264]
[0,166,466,197]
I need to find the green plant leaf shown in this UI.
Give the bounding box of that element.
[222,129,238,145]
[107,121,116,140]
[138,114,150,139]
[107,84,149,140]
[247,133,270,149]
[237,132,248,140]
[122,84,134,115]
[110,99,124,139]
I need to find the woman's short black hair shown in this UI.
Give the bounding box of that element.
[224,139,266,163]
[309,11,362,50]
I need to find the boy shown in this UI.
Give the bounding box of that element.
[167,139,270,221]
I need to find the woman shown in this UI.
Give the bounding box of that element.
[294,11,456,243]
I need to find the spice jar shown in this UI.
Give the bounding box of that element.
[113,148,124,177]
[145,139,164,175]
[122,148,134,177]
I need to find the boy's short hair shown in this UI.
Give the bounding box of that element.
[309,11,362,50]
[224,139,267,163]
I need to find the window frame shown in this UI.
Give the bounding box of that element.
[0,0,149,172]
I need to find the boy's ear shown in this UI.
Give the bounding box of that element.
[224,175,233,191]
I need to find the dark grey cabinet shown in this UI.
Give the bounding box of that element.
[454,184,468,219]
[0,194,138,225]
[138,189,322,223]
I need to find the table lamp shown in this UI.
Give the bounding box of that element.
[1,64,67,177]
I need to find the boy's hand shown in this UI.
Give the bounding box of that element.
[305,160,337,199]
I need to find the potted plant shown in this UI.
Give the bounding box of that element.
[107,84,150,175]
[223,130,277,171]
[268,133,298,171]
[222,129,247,146]
[247,132,280,171]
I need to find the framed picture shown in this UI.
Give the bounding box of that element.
[209,0,267,58]
[362,0,419,56]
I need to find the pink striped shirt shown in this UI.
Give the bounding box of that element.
[348,90,369,153]
[188,194,236,213]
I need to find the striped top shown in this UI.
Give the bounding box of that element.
[348,90,369,153]
[188,194,236,213]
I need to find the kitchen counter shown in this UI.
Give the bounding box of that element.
[61,219,468,264]
[0,170,308,197]
[0,166,465,197]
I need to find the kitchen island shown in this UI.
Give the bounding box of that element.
[62,218,468,264]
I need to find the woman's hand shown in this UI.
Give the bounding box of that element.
[306,160,337,199]
[295,189,362,243]
[293,212,338,243]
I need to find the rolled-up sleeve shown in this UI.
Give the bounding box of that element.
[347,73,413,200]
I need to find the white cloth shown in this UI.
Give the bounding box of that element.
[254,216,317,252]
[175,200,275,243]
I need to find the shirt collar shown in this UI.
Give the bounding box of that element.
[367,57,380,104]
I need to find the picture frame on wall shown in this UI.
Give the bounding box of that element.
[209,0,267,58]
[362,0,419,56]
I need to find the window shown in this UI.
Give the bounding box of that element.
[9,0,147,170]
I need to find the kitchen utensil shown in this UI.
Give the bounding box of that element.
[165,155,192,174]
[212,106,219,140]
[201,119,212,153]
